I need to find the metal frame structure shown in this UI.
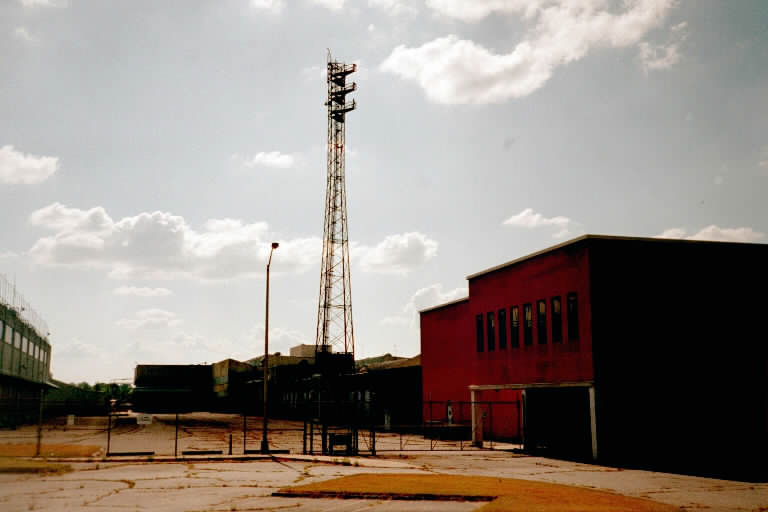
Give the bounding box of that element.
[316,52,357,358]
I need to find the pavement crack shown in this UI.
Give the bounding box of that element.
[79,478,136,507]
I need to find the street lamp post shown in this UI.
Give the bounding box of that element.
[261,242,279,454]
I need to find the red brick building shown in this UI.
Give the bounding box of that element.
[420,235,768,479]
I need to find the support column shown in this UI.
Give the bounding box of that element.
[471,389,482,447]
[521,389,527,451]
[588,386,598,461]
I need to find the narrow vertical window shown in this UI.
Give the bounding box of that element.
[498,309,507,350]
[510,306,520,348]
[487,312,496,351]
[537,299,547,345]
[567,292,579,341]
[551,296,563,343]
[523,303,533,346]
[476,314,484,352]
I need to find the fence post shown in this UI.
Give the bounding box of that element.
[429,400,433,450]
[302,420,307,454]
[174,413,179,458]
[489,401,493,449]
[35,389,44,457]
[321,423,327,455]
[243,413,247,454]
[371,428,376,456]
[106,404,112,456]
[229,433,232,455]
[309,421,314,454]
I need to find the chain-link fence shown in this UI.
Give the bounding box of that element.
[0,398,521,457]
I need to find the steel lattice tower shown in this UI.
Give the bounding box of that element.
[316,53,357,358]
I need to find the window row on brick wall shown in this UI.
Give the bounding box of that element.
[475,292,579,352]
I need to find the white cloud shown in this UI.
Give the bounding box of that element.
[503,208,574,238]
[232,151,295,169]
[117,309,183,330]
[250,0,284,12]
[638,22,686,73]
[0,145,58,184]
[381,0,676,104]
[113,286,173,297]
[369,0,417,16]
[404,283,467,315]
[29,202,111,232]
[657,227,687,239]
[13,27,36,42]
[381,283,468,328]
[638,41,680,71]
[309,0,346,9]
[368,24,376,32]
[357,232,438,274]
[247,324,310,355]
[21,0,67,7]
[426,0,544,22]
[714,175,723,185]
[656,225,765,243]
[29,202,320,280]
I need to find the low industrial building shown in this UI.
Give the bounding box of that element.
[133,347,423,427]
[420,235,768,480]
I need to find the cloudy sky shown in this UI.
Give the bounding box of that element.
[1,0,766,383]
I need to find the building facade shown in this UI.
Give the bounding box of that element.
[0,276,53,426]
[420,235,768,479]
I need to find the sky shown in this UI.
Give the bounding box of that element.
[1,0,767,384]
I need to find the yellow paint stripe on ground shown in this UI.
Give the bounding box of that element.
[278,473,680,511]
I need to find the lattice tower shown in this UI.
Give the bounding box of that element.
[315,53,357,357]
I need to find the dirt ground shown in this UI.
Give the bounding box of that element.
[0,412,510,456]
[0,451,765,511]
[280,473,680,511]
[1,412,767,511]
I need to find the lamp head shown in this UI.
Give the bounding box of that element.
[271,242,279,249]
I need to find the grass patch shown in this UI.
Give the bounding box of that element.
[276,474,679,511]
[0,443,102,458]
[0,457,72,475]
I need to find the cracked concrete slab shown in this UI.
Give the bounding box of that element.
[1,453,767,511]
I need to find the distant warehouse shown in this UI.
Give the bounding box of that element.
[420,235,768,480]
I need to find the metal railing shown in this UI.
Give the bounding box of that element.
[0,274,49,340]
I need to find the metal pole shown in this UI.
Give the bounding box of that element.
[243,413,247,453]
[429,400,433,450]
[261,243,278,454]
[35,388,44,457]
[106,404,112,456]
[174,413,179,458]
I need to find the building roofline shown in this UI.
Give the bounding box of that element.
[418,296,469,315]
[466,233,767,281]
